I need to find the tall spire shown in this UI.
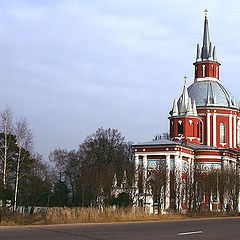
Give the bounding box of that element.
[179,76,189,115]
[201,9,210,60]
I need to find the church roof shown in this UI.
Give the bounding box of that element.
[187,80,237,108]
[133,139,179,146]
[133,139,223,151]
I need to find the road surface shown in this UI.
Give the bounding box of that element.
[0,217,240,240]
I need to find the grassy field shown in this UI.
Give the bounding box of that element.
[0,207,239,226]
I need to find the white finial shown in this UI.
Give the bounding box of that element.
[193,100,198,116]
[187,97,193,115]
[172,98,179,116]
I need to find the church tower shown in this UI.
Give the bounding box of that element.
[169,10,239,149]
[194,9,220,81]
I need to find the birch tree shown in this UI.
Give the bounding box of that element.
[13,118,33,211]
[0,107,13,190]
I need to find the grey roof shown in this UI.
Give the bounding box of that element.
[133,139,222,151]
[201,17,210,60]
[177,80,237,108]
[182,142,221,150]
[133,139,179,146]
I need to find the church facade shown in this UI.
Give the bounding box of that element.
[133,13,240,213]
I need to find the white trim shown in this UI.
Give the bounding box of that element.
[219,142,227,146]
[213,113,216,147]
[194,77,219,82]
[229,114,232,148]
[187,137,197,141]
[233,115,236,148]
[165,154,170,209]
[196,156,221,159]
[135,152,194,158]
[143,155,147,192]
[198,113,238,117]
[207,113,211,146]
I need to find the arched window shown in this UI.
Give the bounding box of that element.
[200,121,203,143]
[197,181,204,202]
[202,65,205,77]
[177,120,183,136]
[211,65,214,77]
[197,122,199,138]
[216,66,218,78]
[220,122,226,143]
[197,122,200,138]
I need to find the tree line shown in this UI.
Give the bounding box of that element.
[0,107,53,212]
[0,107,135,210]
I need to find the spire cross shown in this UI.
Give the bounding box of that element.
[204,9,208,19]
[184,76,187,84]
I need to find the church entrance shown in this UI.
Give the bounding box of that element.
[114,192,133,207]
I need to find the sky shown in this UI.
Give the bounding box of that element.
[0,0,240,161]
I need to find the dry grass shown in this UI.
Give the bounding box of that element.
[45,207,186,224]
[0,207,239,226]
[0,211,46,226]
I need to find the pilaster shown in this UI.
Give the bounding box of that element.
[165,154,171,209]
[229,114,232,148]
[213,113,216,147]
[207,112,211,146]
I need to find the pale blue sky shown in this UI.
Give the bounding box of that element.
[0,0,240,160]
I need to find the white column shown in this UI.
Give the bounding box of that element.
[174,154,182,210]
[233,115,236,148]
[135,154,139,170]
[134,155,139,189]
[165,154,170,209]
[207,112,211,146]
[229,114,232,148]
[178,154,183,211]
[143,155,147,193]
[213,113,217,147]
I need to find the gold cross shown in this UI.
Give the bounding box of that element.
[204,9,208,19]
[184,76,187,84]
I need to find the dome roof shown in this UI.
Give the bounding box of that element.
[185,80,237,108]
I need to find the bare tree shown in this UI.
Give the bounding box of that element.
[49,149,68,181]
[0,107,13,189]
[13,118,33,211]
[148,163,167,213]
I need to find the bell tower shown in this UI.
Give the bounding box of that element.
[193,9,221,81]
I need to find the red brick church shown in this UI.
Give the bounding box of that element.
[133,12,240,213]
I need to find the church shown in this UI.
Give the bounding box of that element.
[133,12,240,213]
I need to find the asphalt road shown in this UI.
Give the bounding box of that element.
[0,217,240,240]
